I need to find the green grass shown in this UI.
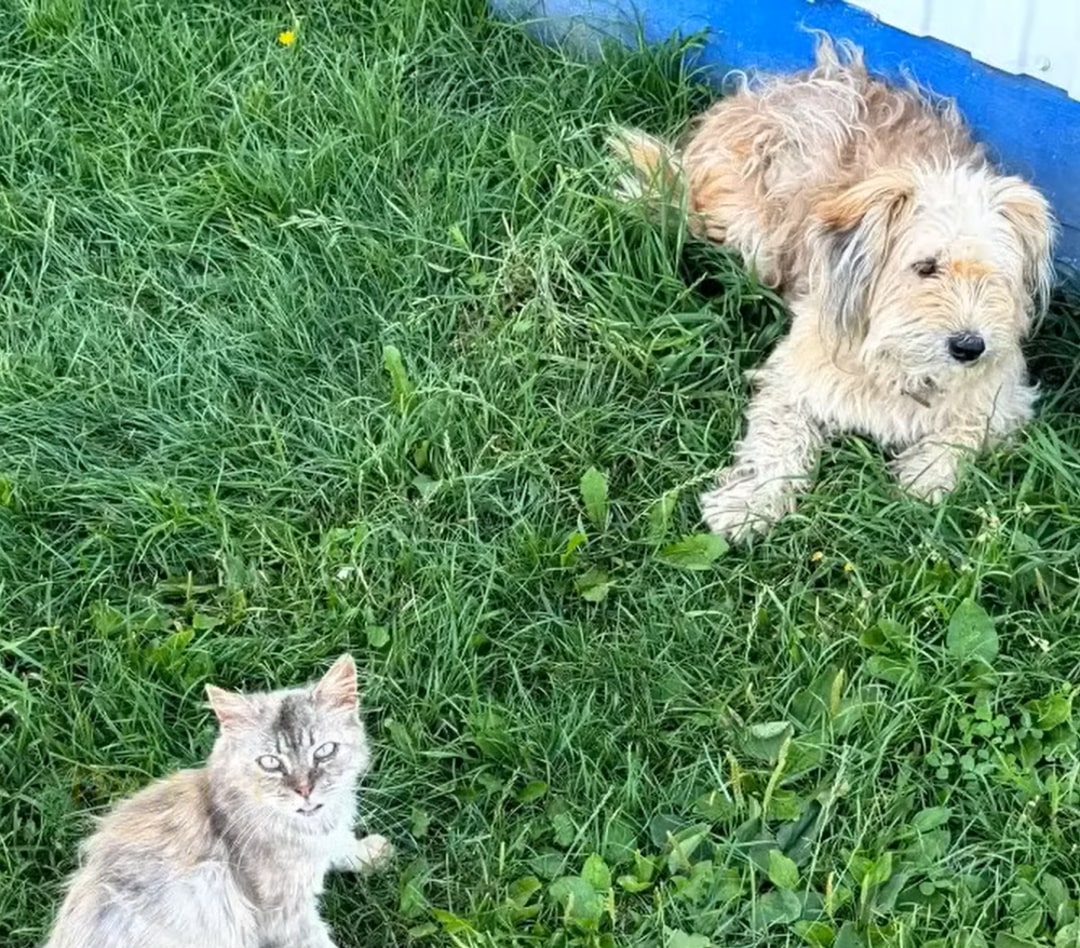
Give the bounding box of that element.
[3,1,1080,945]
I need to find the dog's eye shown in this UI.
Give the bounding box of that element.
[912,258,938,277]
[257,755,284,772]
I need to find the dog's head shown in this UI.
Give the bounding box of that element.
[808,164,1054,396]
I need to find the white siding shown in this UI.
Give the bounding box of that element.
[851,0,1080,101]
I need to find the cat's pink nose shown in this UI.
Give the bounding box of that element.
[294,782,311,799]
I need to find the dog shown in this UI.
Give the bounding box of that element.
[610,35,1055,541]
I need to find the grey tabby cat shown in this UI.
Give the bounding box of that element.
[45,654,392,948]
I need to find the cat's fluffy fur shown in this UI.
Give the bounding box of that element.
[45,654,391,948]
[610,35,1055,540]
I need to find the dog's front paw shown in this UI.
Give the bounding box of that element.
[899,477,950,505]
[699,470,793,541]
[890,451,958,505]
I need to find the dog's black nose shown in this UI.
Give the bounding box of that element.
[947,332,986,362]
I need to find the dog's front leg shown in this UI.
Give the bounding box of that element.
[700,384,824,541]
[889,427,985,503]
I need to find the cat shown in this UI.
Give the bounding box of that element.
[44,653,392,948]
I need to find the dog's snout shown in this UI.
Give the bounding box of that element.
[947,332,986,363]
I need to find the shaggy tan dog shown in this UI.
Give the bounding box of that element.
[611,36,1055,541]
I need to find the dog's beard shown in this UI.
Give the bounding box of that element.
[859,328,1009,403]
[855,278,1028,402]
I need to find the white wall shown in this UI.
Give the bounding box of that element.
[851,0,1080,100]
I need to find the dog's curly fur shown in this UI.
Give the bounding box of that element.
[611,36,1056,541]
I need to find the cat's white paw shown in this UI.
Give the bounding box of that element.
[332,833,394,875]
[699,471,793,541]
[354,833,394,873]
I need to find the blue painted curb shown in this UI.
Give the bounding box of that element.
[493,0,1080,270]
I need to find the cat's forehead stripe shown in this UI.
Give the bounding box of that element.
[274,694,314,752]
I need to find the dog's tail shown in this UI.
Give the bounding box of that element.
[606,125,689,219]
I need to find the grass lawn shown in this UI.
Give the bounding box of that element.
[4,1,1080,945]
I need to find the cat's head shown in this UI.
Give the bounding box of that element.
[205,654,370,828]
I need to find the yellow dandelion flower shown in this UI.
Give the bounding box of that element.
[278,29,296,47]
[843,561,856,573]
[810,550,824,563]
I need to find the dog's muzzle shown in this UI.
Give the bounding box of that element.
[947,331,986,363]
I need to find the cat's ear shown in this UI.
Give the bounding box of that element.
[314,654,358,711]
[206,685,259,730]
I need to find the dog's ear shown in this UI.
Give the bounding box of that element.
[810,169,915,339]
[993,176,1055,323]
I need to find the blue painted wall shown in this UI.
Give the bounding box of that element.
[494,0,1080,269]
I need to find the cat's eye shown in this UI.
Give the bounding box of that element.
[912,258,938,278]
[313,742,338,762]
[257,755,284,772]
